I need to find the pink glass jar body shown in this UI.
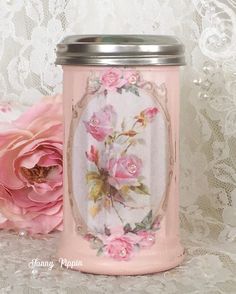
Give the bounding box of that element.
[57,65,184,275]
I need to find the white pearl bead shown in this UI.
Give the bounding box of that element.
[119,248,127,257]
[193,79,201,86]
[203,64,214,74]
[221,37,227,44]
[18,229,28,237]
[210,7,216,13]
[31,268,39,276]
[148,236,154,242]
[128,164,137,174]
[198,92,209,99]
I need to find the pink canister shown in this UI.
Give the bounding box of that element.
[56,35,185,275]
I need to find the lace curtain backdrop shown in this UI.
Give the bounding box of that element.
[0,0,236,293]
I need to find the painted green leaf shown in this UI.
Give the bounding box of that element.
[133,211,153,232]
[120,185,130,196]
[86,171,100,182]
[124,84,131,92]
[133,222,146,231]
[138,183,150,195]
[90,238,103,249]
[129,86,140,96]
[130,183,150,195]
[117,87,123,94]
[90,180,103,201]
[96,247,103,256]
[124,223,132,233]
[141,210,153,226]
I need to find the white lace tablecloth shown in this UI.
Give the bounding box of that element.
[0,230,235,294]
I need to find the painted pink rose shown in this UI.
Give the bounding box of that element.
[0,95,63,234]
[137,230,156,248]
[108,154,142,189]
[104,235,135,261]
[100,68,126,91]
[142,107,159,121]
[135,107,159,126]
[86,145,99,164]
[124,71,140,85]
[84,105,116,141]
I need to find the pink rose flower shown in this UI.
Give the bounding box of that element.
[142,107,159,121]
[135,107,159,126]
[0,95,63,234]
[85,145,99,164]
[108,154,142,189]
[124,71,140,85]
[104,235,135,261]
[84,105,117,141]
[137,230,156,248]
[100,68,126,91]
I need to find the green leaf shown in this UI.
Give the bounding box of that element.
[120,185,130,197]
[130,183,150,195]
[138,183,150,195]
[117,87,123,94]
[90,238,103,249]
[96,247,104,256]
[141,210,153,226]
[90,180,103,201]
[133,211,153,232]
[86,171,100,182]
[129,86,140,96]
[123,223,132,233]
[133,222,146,231]
[124,84,131,92]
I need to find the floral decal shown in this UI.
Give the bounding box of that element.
[83,104,159,216]
[84,105,117,141]
[72,68,167,260]
[88,68,142,97]
[82,211,161,261]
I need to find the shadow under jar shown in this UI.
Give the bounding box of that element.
[55,35,185,275]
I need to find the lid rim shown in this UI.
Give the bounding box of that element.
[56,34,185,66]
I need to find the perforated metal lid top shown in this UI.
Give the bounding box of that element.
[56,35,185,66]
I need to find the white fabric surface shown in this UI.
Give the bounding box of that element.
[0,0,235,293]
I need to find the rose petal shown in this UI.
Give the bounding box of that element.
[18,149,50,169]
[0,150,24,189]
[15,95,62,130]
[28,187,62,203]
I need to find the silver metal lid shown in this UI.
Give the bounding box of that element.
[55,35,185,66]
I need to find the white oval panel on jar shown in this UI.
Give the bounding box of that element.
[72,88,169,234]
